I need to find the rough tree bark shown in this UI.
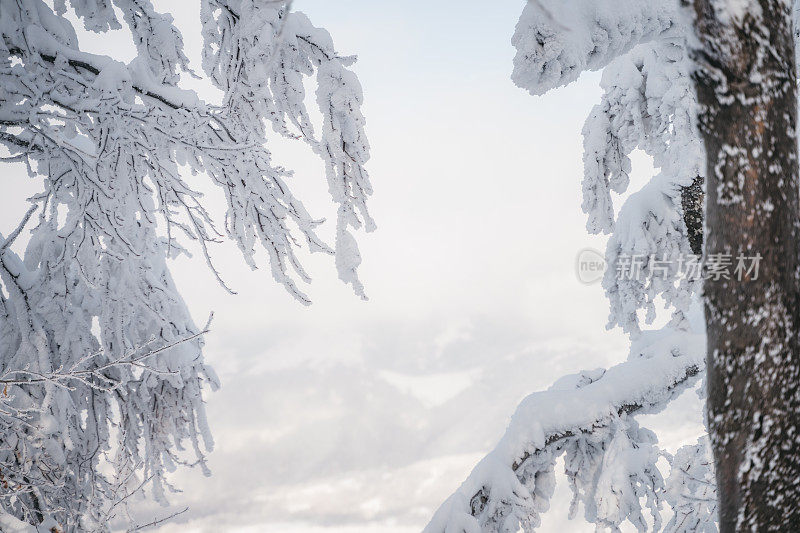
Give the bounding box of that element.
[682,176,705,255]
[690,0,800,530]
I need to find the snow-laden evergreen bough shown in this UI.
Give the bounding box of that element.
[425,1,734,531]
[0,0,372,530]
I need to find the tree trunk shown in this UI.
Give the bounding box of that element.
[690,0,800,530]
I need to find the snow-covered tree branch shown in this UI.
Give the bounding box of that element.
[511,0,677,96]
[0,0,372,529]
[425,315,709,533]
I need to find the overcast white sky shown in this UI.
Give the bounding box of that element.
[1,1,705,531]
